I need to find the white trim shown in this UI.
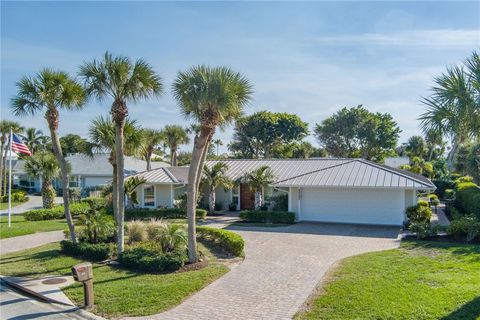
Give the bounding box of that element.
[288,187,292,212]
[170,184,174,208]
[274,184,435,191]
[298,187,302,216]
[142,184,156,208]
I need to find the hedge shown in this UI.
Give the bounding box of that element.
[118,246,186,272]
[125,208,207,220]
[60,240,113,261]
[446,215,480,242]
[80,197,106,208]
[24,203,90,221]
[239,210,296,224]
[432,178,456,199]
[196,226,244,257]
[455,182,480,219]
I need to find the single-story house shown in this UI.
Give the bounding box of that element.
[129,158,435,226]
[12,153,169,193]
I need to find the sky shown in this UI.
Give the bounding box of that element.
[1,1,479,154]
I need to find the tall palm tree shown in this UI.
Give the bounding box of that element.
[172,65,252,262]
[0,120,23,196]
[202,163,232,213]
[241,166,275,209]
[80,52,162,255]
[21,127,49,155]
[424,128,445,161]
[11,69,85,244]
[142,128,164,170]
[24,152,61,209]
[213,139,223,156]
[162,125,189,166]
[405,136,427,159]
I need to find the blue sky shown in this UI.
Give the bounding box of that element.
[1,1,479,153]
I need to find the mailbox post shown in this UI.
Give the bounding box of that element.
[71,262,94,308]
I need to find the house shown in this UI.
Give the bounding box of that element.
[12,153,170,193]
[129,158,435,226]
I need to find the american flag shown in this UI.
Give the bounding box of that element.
[11,133,32,156]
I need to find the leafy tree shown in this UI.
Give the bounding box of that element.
[141,129,164,170]
[241,166,275,209]
[0,120,23,196]
[176,151,192,166]
[80,52,163,255]
[229,111,308,158]
[424,128,445,161]
[420,51,480,167]
[60,134,89,156]
[24,152,61,209]
[314,105,401,162]
[11,69,85,244]
[162,125,189,166]
[455,142,480,183]
[405,136,427,159]
[271,141,319,159]
[202,163,233,213]
[172,65,252,263]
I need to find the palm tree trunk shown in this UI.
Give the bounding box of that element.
[447,139,460,169]
[146,150,152,171]
[41,179,54,209]
[111,159,118,234]
[48,118,76,244]
[208,187,215,214]
[171,146,177,166]
[254,190,262,209]
[115,122,126,256]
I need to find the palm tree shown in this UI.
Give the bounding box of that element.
[424,128,445,161]
[21,128,49,155]
[0,121,23,196]
[405,136,427,159]
[24,152,61,209]
[142,128,164,170]
[242,166,275,209]
[162,125,189,166]
[213,139,223,156]
[202,163,232,213]
[80,52,162,255]
[172,65,252,263]
[11,69,85,244]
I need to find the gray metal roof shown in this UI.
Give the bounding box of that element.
[135,158,435,190]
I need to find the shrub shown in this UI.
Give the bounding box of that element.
[270,194,288,211]
[24,202,90,221]
[78,209,116,244]
[80,197,106,209]
[417,200,429,208]
[432,179,456,199]
[60,240,113,261]
[239,210,295,224]
[408,222,441,239]
[154,223,187,253]
[126,220,146,244]
[144,218,165,241]
[444,189,455,200]
[455,176,473,184]
[196,226,244,256]
[427,194,438,201]
[406,204,432,223]
[118,244,186,272]
[454,182,480,219]
[125,208,207,220]
[11,190,28,202]
[447,215,480,242]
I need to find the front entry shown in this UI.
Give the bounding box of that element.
[240,183,255,210]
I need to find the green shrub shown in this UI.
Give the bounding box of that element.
[118,244,186,272]
[80,197,106,209]
[60,240,113,261]
[125,208,207,220]
[408,222,441,239]
[455,176,473,184]
[432,179,456,199]
[11,190,28,202]
[269,194,288,211]
[152,223,187,253]
[454,182,480,219]
[406,204,432,223]
[447,215,480,242]
[444,189,455,200]
[24,202,90,221]
[239,210,295,224]
[77,210,116,244]
[427,194,438,201]
[196,226,244,256]
[417,200,429,208]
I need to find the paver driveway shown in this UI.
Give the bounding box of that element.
[127,222,401,320]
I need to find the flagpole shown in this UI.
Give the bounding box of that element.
[8,128,13,227]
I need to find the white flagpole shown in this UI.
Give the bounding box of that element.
[8,128,13,227]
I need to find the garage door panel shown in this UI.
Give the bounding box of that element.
[299,188,404,225]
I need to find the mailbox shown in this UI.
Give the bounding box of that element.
[72,263,93,282]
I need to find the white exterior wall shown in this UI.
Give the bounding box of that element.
[289,187,299,219]
[404,189,417,209]
[155,184,173,208]
[215,188,232,211]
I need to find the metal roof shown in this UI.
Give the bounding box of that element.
[130,158,435,190]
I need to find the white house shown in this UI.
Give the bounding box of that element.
[129,158,435,226]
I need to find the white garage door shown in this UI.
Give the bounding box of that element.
[299,188,405,225]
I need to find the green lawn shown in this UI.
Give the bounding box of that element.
[0,202,23,210]
[0,215,67,239]
[0,241,229,318]
[296,240,480,320]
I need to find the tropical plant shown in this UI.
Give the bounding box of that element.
[20,127,49,155]
[124,176,146,208]
[59,133,89,155]
[24,152,61,209]
[78,208,116,244]
[213,139,223,156]
[172,65,252,262]
[142,128,165,170]
[242,166,276,209]
[162,125,189,166]
[0,120,23,196]
[11,69,85,244]
[405,136,427,159]
[424,128,445,161]
[125,220,146,244]
[153,222,187,253]
[202,163,233,213]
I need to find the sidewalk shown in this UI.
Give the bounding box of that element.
[0,195,63,216]
[0,230,64,255]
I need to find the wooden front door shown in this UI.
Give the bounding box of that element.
[240,183,255,210]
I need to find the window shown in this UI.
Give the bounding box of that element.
[232,186,239,207]
[69,176,78,188]
[143,185,155,207]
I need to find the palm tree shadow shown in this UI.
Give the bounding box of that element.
[440,297,480,320]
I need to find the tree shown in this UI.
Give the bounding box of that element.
[0,121,23,196]
[241,166,275,209]
[405,136,427,159]
[314,105,401,162]
[455,142,480,183]
[141,129,164,170]
[424,128,445,161]
[271,141,317,159]
[20,128,49,155]
[80,52,163,255]
[24,152,61,209]
[213,139,223,156]
[420,51,480,167]
[202,163,232,213]
[60,134,89,156]
[229,111,308,158]
[11,69,85,244]
[162,125,189,166]
[172,65,252,263]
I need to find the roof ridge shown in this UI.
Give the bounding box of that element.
[163,167,179,183]
[274,159,357,184]
[207,158,356,162]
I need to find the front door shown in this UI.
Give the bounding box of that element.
[240,183,255,210]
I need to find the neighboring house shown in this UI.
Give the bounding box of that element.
[384,156,410,168]
[129,158,435,226]
[12,153,170,193]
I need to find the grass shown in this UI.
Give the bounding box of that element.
[0,241,229,318]
[0,215,67,239]
[0,202,23,210]
[296,240,480,320]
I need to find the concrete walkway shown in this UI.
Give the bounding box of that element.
[0,230,64,255]
[127,222,401,320]
[0,195,63,216]
[431,204,450,226]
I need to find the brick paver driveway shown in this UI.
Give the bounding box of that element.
[127,222,400,320]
